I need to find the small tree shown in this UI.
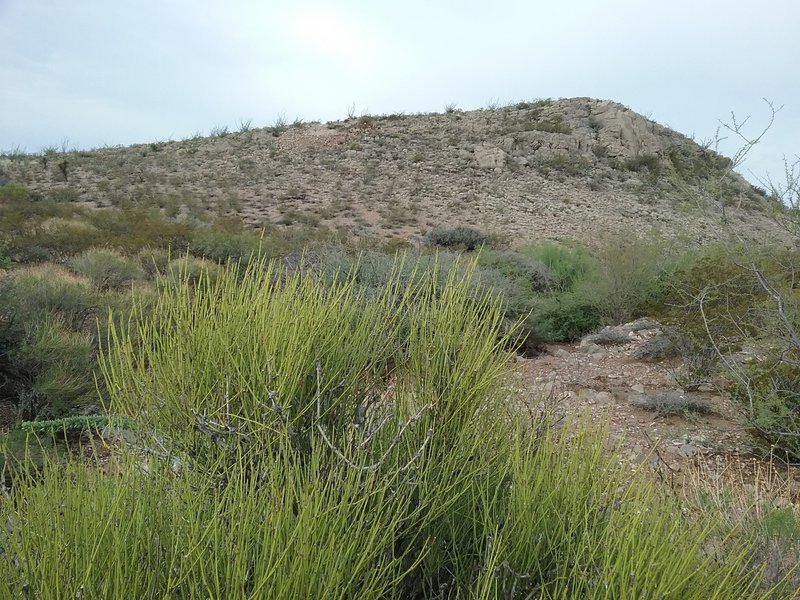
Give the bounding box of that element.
[700,100,800,460]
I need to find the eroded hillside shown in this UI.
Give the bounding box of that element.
[0,97,783,245]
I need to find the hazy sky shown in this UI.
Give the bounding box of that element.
[1,0,797,185]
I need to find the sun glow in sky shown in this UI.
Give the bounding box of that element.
[286,6,382,73]
[0,0,798,183]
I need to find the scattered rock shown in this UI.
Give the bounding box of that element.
[474,144,507,169]
[590,348,608,360]
[632,333,678,361]
[579,342,603,354]
[595,391,614,404]
[553,348,572,359]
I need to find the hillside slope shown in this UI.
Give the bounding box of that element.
[0,97,783,246]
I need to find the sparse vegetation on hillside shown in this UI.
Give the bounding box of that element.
[0,97,780,245]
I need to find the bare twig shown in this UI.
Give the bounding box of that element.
[313,359,430,471]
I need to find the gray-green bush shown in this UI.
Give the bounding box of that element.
[68,248,144,291]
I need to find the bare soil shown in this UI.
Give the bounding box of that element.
[523,324,800,501]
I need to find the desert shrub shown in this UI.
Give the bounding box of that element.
[653,242,768,349]
[9,316,96,418]
[0,239,10,269]
[622,153,663,176]
[304,245,544,353]
[135,247,172,278]
[521,241,597,294]
[26,218,103,256]
[588,234,679,324]
[86,208,192,252]
[632,332,680,360]
[0,257,771,598]
[0,182,30,204]
[669,145,732,182]
[382,237,414,254]
[161,256,223,289]
[535,292,603,342]
[189,228,264,265]
[477,250,551,292]
[425,225,489,251]
[533,113,572,134]
[535,153,591,177]
[13,245,51,263]
[656,241,800,451]
[1,417,775,599]
[582,327,631,345]
[731,354,800,462]
[0,265,143,420]
[68,248,144,291]
[1,265,97,329]
[50,187,79,203]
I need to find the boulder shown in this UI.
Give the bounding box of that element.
[474,144,507,169]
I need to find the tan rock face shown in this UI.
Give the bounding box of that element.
[0,97,782,246]
[474,144,507,169]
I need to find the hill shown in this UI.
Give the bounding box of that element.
[0,97,783,246]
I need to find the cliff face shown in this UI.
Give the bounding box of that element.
[0,97,781,246]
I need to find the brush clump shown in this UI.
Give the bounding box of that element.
[0,256,792,598]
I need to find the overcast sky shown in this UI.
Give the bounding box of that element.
[1,0,797,185]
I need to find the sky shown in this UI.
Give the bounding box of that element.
[1,0,798,186]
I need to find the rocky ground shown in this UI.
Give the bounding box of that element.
[523,319,800,497]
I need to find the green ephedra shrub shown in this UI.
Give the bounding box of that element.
[0,256,790,599]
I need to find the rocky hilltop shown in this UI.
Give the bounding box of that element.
[0,97,782,245]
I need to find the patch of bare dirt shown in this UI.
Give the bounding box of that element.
[524,321,768,475]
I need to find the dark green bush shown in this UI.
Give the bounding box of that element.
[668,145,732,181]
[0,183,30,204]
[161,256,223,289]
[535,292,603,342]
[535,154,591,177]
[136,247,172,278]
[10,316,96,417]
[652,242,768,348]
[13,245,51,263]
[533,114,572,134]
[0,265,143,420]
[2,266,98,329]
[589,235,680,324]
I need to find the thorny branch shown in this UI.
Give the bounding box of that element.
[701,100,800,453]
[700,289,800,441]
